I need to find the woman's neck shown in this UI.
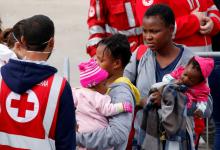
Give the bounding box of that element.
[157,43,179,56]
[156,43,180,68]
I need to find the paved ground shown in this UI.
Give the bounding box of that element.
[0,0,89,86]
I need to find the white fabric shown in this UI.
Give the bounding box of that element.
[105,24,142,36]
[0,44,16,67]
[125,2,136,27]
[43,73,63,134]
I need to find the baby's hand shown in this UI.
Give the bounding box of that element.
[174,79,183,85]
[194,109,203,118]
[122,102,133,113]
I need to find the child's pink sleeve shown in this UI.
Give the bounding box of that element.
[94,94,131,116]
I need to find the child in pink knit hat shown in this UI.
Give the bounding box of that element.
[72,58,132,149]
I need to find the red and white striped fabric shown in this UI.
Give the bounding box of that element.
[86,0,143,57]
[136,0,220,52]
[171,0,220,52]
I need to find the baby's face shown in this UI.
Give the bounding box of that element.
[179,64,203,87]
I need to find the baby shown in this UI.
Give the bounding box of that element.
[162,56,214,116]
[148,56,214,144]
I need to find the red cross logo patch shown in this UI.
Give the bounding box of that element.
[6,90,39,123]
[142,0,154,6]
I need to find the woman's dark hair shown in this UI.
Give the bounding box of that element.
[13,15,54,51]
[10,19,25,49]
[144,4,175,27]
[98,34,131,68]
[1,28,15,48]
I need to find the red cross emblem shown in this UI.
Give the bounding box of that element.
[6,90,39,123]
[11,93,35,118]
[142,0,154,6]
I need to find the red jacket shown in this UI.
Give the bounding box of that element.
[87,0,143,57]
[0,74,65,149]
[136,0,220,52]
[136,0,169,25]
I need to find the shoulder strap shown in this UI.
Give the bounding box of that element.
[43,73,64,134]
[134,45,148,85]
[136,45,148,61]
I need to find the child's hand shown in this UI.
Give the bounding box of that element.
[150,91,161,106]
[140,98,147,107]
[194,109,203,118]
[122,102,133,113]
[175,79,183,85]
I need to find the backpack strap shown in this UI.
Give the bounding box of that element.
[134,45,148,86]
[136,45,148,61]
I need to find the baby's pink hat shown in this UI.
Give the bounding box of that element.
[78,58,108,88]
[194,56,214,79]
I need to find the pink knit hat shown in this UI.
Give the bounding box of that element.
[78,58,108,88]
[194,56,214,79]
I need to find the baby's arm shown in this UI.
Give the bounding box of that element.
[94,94,132,116]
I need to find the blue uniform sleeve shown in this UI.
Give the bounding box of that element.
[55,81,76,150]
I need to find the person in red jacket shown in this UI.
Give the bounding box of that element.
[136,0,220,52]
[86,0,143,57]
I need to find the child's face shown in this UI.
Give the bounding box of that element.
[95,45,115,76]
[179,64,203,87]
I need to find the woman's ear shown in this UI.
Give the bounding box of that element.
[13,41,22,52]
[21,36,27,46]
[13,41,24,59]
[169,24,175,36]
[47,37,54,49]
